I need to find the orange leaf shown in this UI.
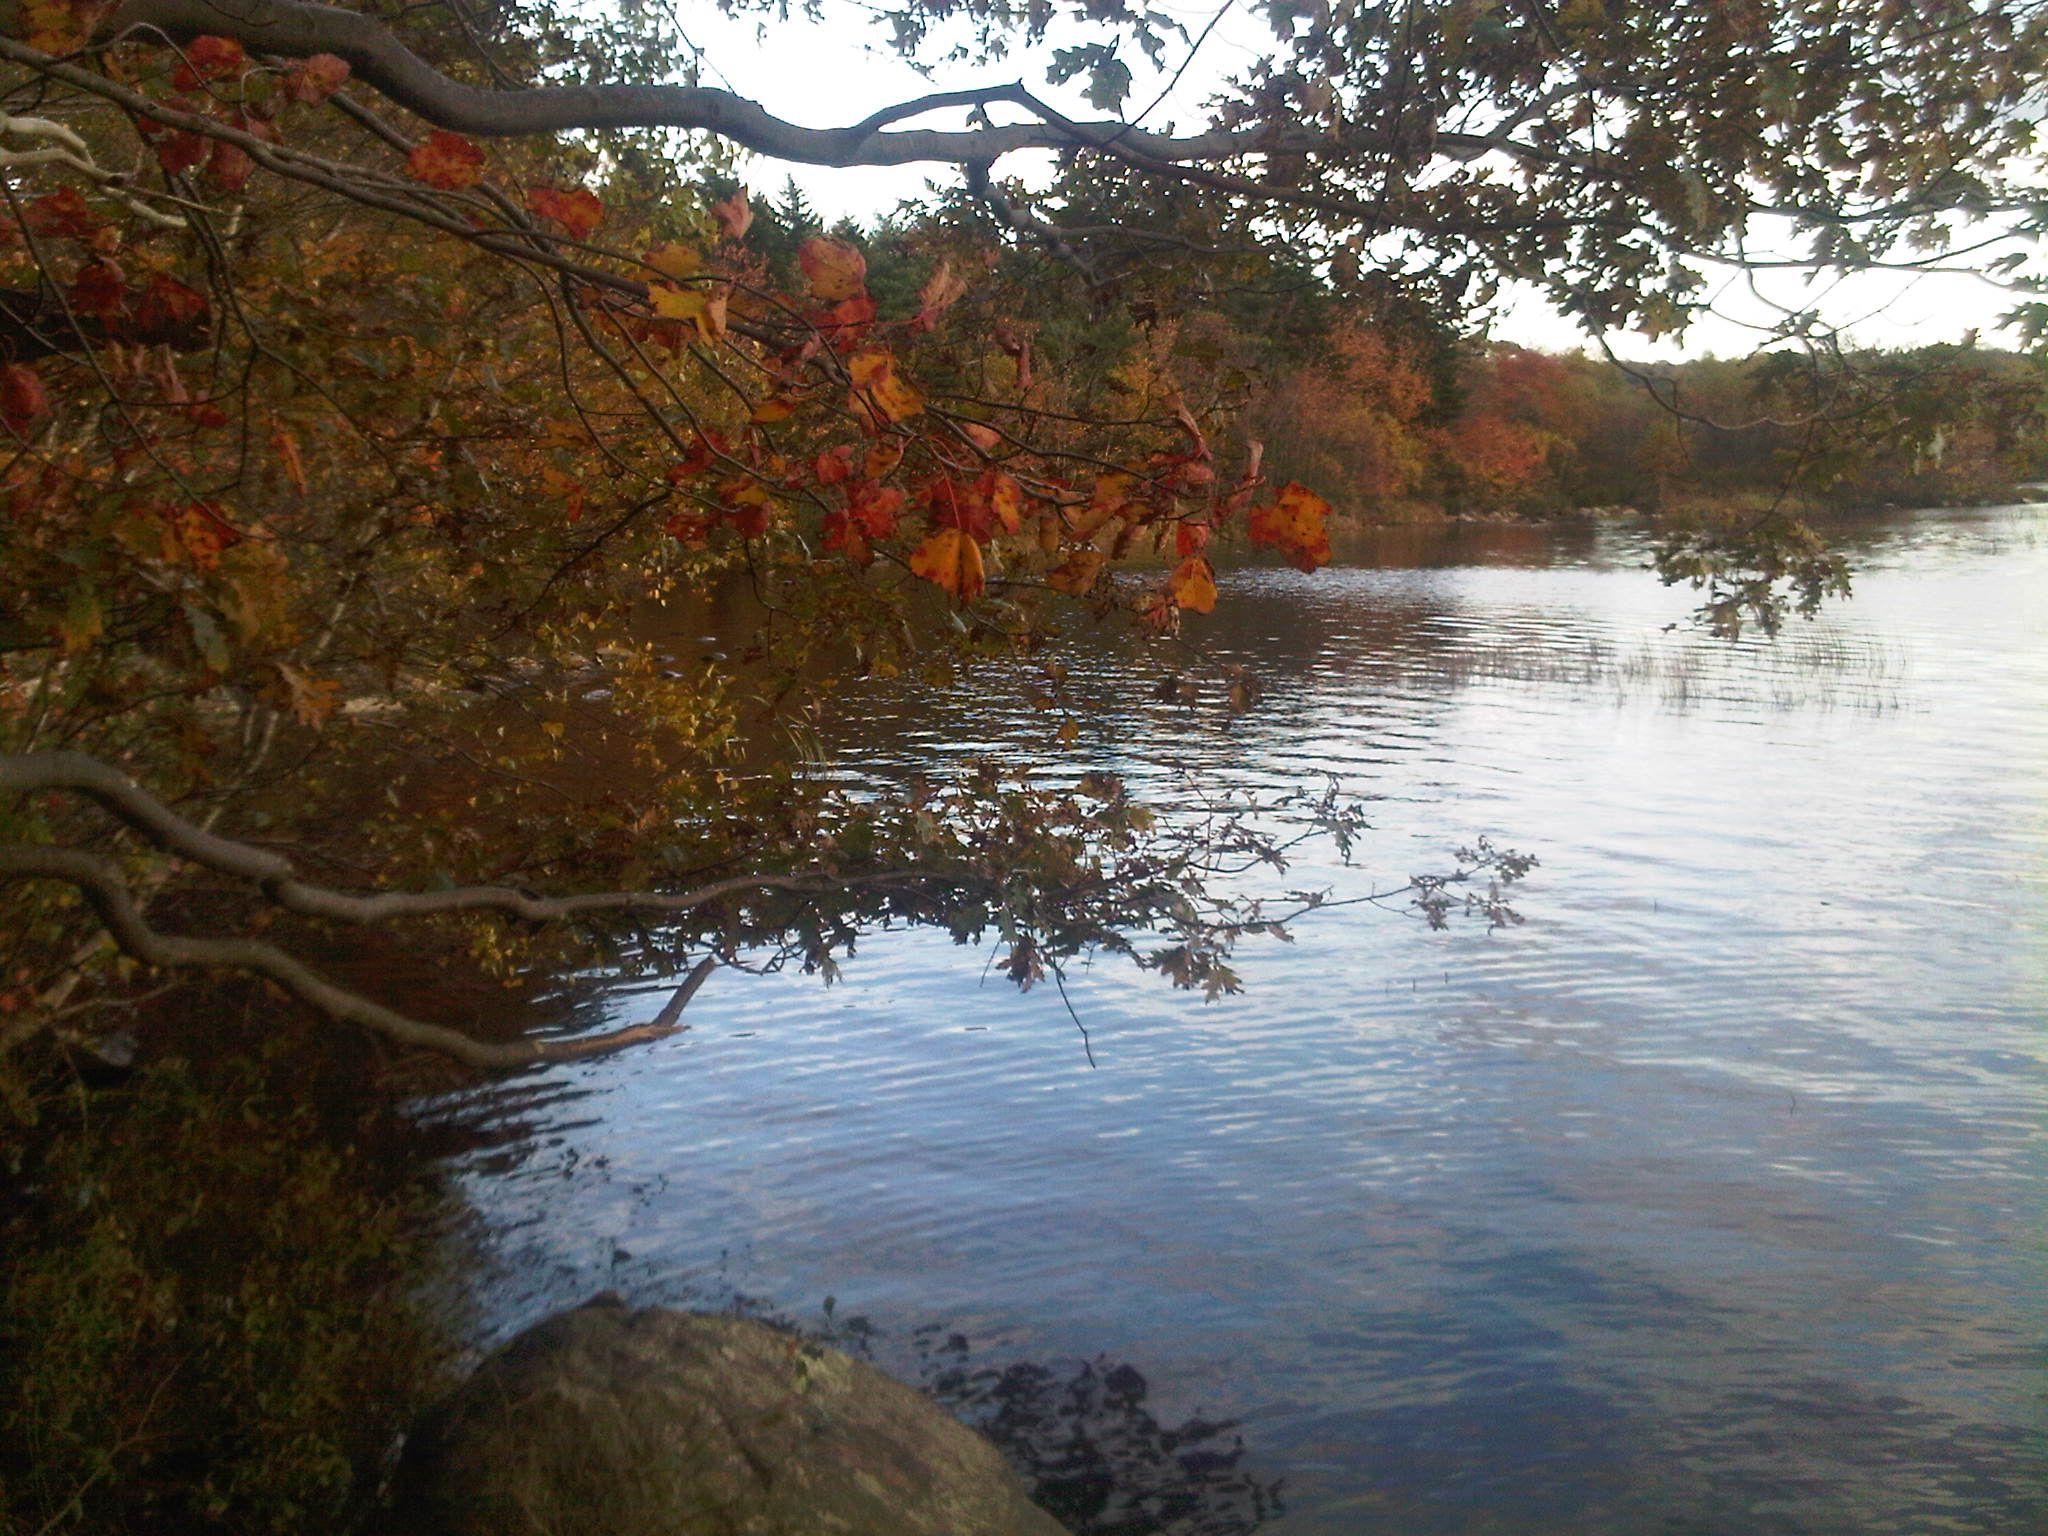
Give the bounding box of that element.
[799,235,867,303]
[1046,548,1106,595]
[1169,555,1218,613]
[710,187,753,241]
[909,527,985,602]
[980,470,1024,533]
[406,130,486,190]
[651,283,727,339]
[527,186,603,241]
[1246,481,1333,572]
[863,439,904,480]
[848,348,923,427]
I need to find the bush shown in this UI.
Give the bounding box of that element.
[0,1045,458,1535]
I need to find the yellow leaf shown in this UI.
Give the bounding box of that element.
[908,527,985,602]
[848,348,924,426]
[1046,548,1106,595]
[644,243,704,281]
[1170,554,1218,613]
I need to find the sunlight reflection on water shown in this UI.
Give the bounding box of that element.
[432,504,2048,1536]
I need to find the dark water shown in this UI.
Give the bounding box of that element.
[437,505,2048,1534]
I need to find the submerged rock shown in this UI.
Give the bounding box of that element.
[395,1296,1070,1536]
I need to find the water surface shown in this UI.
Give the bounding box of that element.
[437,504,2048,1535]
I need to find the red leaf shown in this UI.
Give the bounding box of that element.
[68,259,127,322]
[285,53,350,105]
[174,35,245,89]
[133,274,209,341]
[406,131,486,190]
[526,186,603,241]
[207,139,255,192]
[23,186,99,240]
[152,130,209,177]
[1,363,49,427]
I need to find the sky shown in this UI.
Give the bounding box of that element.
[671,2,2035,362]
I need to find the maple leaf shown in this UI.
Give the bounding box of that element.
[1247,481,1333,572]
[1169,554,1218,612]
[847,480,903,537]
[133,274,209,343]
[406,131,486,190]
[285,53,350,104]
[710,187,753,241]
[848,348,923,427]
[68,260,127,322]
[799,235,867,303]
[174,34,245,88]
[910,260,969,333]
[527,186,603,241]
[1,364,49,428]
[23,186,98,240]
[909,527,985,602]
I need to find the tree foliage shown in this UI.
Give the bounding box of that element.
[0,0,2039,1067]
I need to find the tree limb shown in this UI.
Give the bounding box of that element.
[0,843,702,1068]
[95,0,1512,169]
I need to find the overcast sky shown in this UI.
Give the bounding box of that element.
[674,2,2034,361]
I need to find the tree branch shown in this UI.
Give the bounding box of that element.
[0,843,703,1068]
[95,0,1511,169]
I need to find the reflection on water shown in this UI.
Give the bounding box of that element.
[431,504,2048,1535]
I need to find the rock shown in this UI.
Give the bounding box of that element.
[394,1297,1070,1536]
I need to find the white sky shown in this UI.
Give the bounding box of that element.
[675,3,2035,362]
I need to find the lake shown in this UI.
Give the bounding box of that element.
[432,503,2048,1535]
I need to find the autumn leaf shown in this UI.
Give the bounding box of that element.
[271,428,307,496]
[527,186,604,241]
[64,260,122,324]
[1,363,49,428]
[1046,548,1106,595]
[406,131,486,190]
[813,445,856,485]
[799,235,867,303]
[22,186,98,240]
[863,439,904,480]
[651,283,727,339]
[909,527,985,602]
[847,480,903,537]
[644,243,703,281]
[161,500,242,568]
[848,348,923,427]
[911,260,969,332]
[1169,554,1218,612]
[272,661,340,728]
[174,34,245,88]
[148,127,208,177]
[285,53,350,104]
[133,274,209,343]
[980,470,1024,533]
[207,139,255,192]
[1247,481,1334,572]
[710,187,753,241]
[541,466,586,522]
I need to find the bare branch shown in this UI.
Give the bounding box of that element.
[0,844,701,1068]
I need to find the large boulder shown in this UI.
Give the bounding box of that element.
[394,1297,1070,1536]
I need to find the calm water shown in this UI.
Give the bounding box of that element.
[436,504,2048,1534]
